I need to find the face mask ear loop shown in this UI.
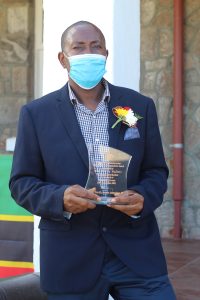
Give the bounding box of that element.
[63,52,68,59]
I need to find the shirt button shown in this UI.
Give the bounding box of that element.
[102,227,107,232]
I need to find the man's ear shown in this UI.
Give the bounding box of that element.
[106,50,109,59]
[58,52,68,69]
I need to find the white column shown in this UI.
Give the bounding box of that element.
[33,0,43,272]
[113,0,140,91]
[34,0,43,99]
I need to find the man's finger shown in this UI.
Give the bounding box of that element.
[72,185,100,201]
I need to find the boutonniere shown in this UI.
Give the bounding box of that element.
[112,106,142,129]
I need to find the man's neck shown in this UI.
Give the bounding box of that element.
[69,79,105,111]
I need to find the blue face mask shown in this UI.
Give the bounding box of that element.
[67,54,106,90]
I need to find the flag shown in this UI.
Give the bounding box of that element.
[0,155,34,278]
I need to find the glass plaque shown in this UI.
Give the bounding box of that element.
[85,146,132,205]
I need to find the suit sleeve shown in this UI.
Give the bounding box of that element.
[9,106,68,221]
[130,99,169,218]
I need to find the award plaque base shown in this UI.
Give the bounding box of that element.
[88,197,130,205]
[85,146,132,205]
[88,196,112,205]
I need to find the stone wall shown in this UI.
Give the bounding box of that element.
[140,0,200,238]
[0,0,34,153]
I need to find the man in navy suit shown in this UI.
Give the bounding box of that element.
[9,21,176,299]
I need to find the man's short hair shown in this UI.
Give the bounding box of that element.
[61,21,105,51]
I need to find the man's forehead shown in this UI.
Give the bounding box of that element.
[66,24,103,44]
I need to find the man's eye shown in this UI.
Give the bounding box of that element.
[93,45,101,49]
[73,46,82,50]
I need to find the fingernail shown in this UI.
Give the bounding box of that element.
[110,198,116,203]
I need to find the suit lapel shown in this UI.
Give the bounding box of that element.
[55,85,89,169]
[108,83,123,149]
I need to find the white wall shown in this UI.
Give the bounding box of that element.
[113,0,140,91]
[34,0,140,278]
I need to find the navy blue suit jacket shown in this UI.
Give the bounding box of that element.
[10,82,168,293]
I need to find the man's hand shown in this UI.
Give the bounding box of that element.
[63,185,100,214]
[107,190,144,217]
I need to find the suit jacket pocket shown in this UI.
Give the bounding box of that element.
[39,218,71,231]
[121,138,145,159]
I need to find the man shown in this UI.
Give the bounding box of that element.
[10,21,176,300]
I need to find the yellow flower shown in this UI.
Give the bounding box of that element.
[114,107,129,118]
[112,106,142,128]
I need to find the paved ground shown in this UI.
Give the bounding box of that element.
[163,238,200,300]
[1,238,199,299]
[109,239,200,300]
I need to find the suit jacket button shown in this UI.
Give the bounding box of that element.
[102,227,107,232]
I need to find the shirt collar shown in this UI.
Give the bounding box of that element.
[68,79,110,105]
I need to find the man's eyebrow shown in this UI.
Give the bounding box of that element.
[91,40,101,43]
[72,40,102,45]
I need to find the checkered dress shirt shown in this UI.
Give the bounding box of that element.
[68,80,110,164]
